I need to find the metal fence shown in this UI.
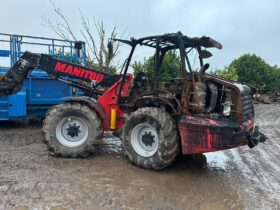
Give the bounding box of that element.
[0,33,86,67]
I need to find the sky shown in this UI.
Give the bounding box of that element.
[0,0,279,70]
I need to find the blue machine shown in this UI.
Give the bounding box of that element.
[0,33,86,120]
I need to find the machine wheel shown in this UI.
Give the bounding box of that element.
[42,102,103,157]
[121,107,179,170]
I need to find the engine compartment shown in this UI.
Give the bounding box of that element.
[130,72,254,122]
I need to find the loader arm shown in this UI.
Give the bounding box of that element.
[0,51,120,97]
[0,52,40,96]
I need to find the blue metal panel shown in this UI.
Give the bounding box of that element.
[0,111,9,120]
[0,33,87,121]
[8,91,26,117]
[26,105,50,117]
[0,96,9,120]
[0,68,8,73]
[28,78,72,104]
[0,50,10,57]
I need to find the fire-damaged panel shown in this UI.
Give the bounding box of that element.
[178,115,253,154]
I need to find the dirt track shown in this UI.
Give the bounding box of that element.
[0,104,279,210]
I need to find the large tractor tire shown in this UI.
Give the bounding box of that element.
[121,107,179,170]
[42,102,103,158]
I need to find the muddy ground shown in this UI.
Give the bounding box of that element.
[0,104,279,210]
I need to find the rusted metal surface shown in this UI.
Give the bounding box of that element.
[202,74,254,121]
[129,89,183,115]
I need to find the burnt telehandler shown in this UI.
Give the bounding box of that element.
[0,32,266,169]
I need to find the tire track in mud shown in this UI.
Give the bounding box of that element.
[216,103,280,210]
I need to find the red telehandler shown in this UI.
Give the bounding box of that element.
[0,32,266,170]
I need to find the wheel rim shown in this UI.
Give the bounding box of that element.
[131,123,159,157]
[56,117,89,147]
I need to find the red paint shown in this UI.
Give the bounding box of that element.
[208,119,219,126]
[207,128,211,148]
[54,62,66,72]
[245,119,254,131]
[97,73,133,130]
[54,61,105,82]
[179,115,252,155]
[53,59,133,131]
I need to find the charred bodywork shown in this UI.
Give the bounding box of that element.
[114,32,266,153]
[0,32,266,158]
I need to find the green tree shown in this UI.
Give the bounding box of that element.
[53,49,72,63]
[133,51,181,78]
[268,66,280,92]
[132,60,144,75]
[228,54,280,92]
[214,66,238,81]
